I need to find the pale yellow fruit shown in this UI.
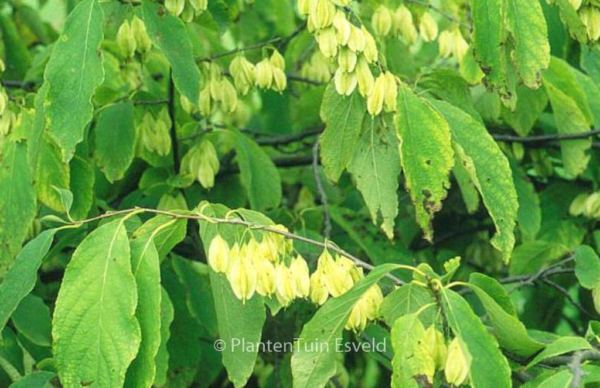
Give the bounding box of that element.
[372,5,393,37]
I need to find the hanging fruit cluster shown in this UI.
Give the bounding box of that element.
[165,0,209,23]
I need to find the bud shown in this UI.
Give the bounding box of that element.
[291,255,310,298]
[270,50,286,70]
[316,27,339,58]
[372,6,393,37]
[275,264,297,307]
[444,338,470,386]
[394,6,418,44]
[333,11,352,45]
[208,235,230,273]
[272,68,287,92]
[338,48,357,72]
[218,78,238,112]
[569,0,582,10]
[419,12,438,42]
[356,57,374,97]
[255,59,274,89]
[298,0,310,15]
[383,71,398,112]
[230,55,256,95]
[165,0,185,16]
[131,16,152,53]
[310,269,329,305]
[584,192,600,218]
[423,325,448,370]
[310,0,336,30]
[334,68,358,96]
[362,28,378,63]
[198,87,212,116]
[116,21,136,58]
[348,25,366,52]
[367,74,386,116]
[569,193,589,216]
[227,252,257,303]
[254,257,277,297]
[189,0,208,13]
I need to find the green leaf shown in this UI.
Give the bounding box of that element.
[291,263,401,388]
[0,14,31,80]
[468,275,545,357]
[53,219,140,387]
[574,245,600,290]
[231,130,282,211]
[347,115,400,239]
[69,156,95,220]
[511,159,541,241]
[8,371,56,388]
[419,69,481,121]
[34,135,70,212]
[529,370,572,387]
[543,57,593,177]
[319,84,367,182]
[153,287,174,388]
[554,0,588,43]
[470,0,510,100]
[453,158,481,214]
[509,241,569,276]
[199,203,265,387]
[380,283,436,326]
[526,336,592,369]
[43,0,105,161]
[396,87,454,241]
[0,139,37,278]
[11,295,52,348]
[133,215,187,260]
[124,235,162,388]
[433,100,518,262]
[0,230,55,334]
[506,0,550,88]
[441,289,512,388]
[94,101,136,183]
[391,313,435,388]
[141,1,201,104]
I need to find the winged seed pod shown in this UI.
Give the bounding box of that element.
[356,57,374,97]
[291,255,310,298]
[569,0,582,10]
[383,72,398,112]
[227,250,257,303]
[394,6,418,44]
[254,255,277,297]
[180,95,195,114]
[230,55,256,95]
[334,69,358,96]
[130,16,152,54]
[444,338,470,386]
[275,264,297,307]
[423,325,448,370]
[348,24,366,52]
[584,192,600,218]
[198,87,212,116]
[324,257,354,297]
[593,283,600,315]
[309,269,329,305]
[569,193,589,216]
[372,5,393,37]
[0,91,6,116]
[0,58,5,74]
[116,20,136,58]
[208,235,230,273]
[345,301,368,332]
[438,30,453,58]
[272,68,287,93]
[297,0,310,15]
[361,284,383,320]
[217,78,238,112]
[269,50,286,70]
[255,59,274,89]
[419,12,438,42]
[338,48,358,72]
[310,0,336,30]
[317,27,339,58]
[367,74,386,116]
[333,11,352,45]
[362,28,378,63]
[189,0,208,13]
[165,0,185,16]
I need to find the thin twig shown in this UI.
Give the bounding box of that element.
[197,38,282,62]
[541,278,595,319]
[313,138,332,239]
[406,0,471,30]
[167,71,180,173]
[492,129,600,144]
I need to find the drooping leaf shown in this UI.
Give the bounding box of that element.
[43,0,105,161]
[380,283,436,326]
[69,156,95,220]
[8,371,56,388]
[133,215,187,260]
[453,158,481,214]
[509,241,570,276]
[526,336,592,369]
[53,219,140,387]
[543,57,593,177]
[141,1,201,105]
[441,289,512,388]
[34,135,70,212]
[433,100,518,262]
[94,101,136,183]
[11,295,52,348]
[396,86,454,241]
[0,230,55,334]
[0,139,37,277]
[574,245,600,290]
[506,0,550,88]
[291,264,401,388]
[319,84,366,182]
[231,130,282,211]
[391,313,435,388]
[347,115,400,239]
[124,234,162,388]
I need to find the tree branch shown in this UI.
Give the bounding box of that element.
[492,129,600,144]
